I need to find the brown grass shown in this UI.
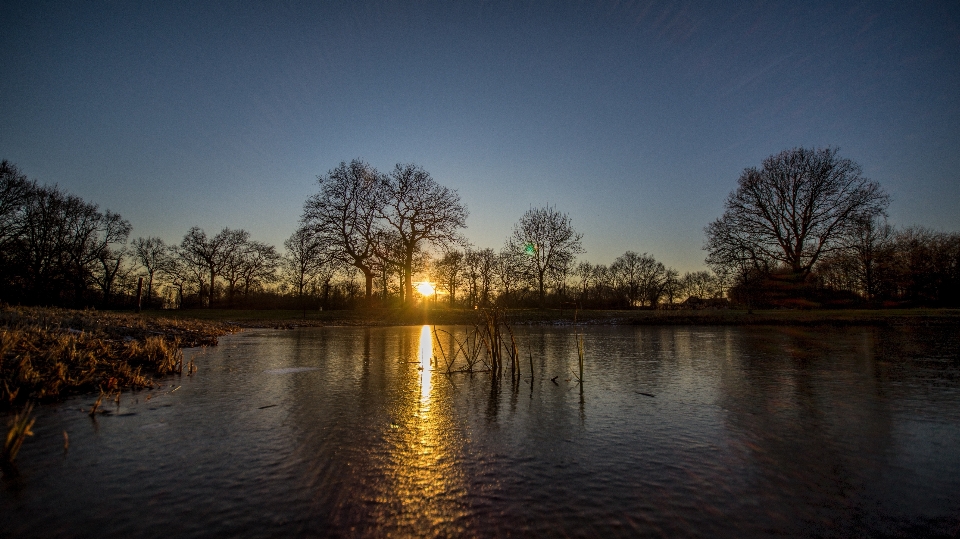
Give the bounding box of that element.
[0,304,238,407]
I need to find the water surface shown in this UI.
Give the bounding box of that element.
[3,324,959,538]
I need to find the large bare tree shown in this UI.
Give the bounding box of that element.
[303,160,382,300]
[705,147,889,279]
[378,164,468,304]
[507,206,584,306]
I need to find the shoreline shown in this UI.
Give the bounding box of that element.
[3,304,958,407]
[146,306,960,329]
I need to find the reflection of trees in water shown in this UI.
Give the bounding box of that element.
[714,326,894,534]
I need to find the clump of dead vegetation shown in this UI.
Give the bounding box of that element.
[0,304,238,406]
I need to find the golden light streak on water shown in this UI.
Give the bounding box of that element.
[364,325,467,535]
[419,325,432,403]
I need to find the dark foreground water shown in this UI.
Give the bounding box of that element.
[2,324,960,538]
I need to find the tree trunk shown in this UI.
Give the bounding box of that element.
[146,271,154,309]
[208,269,216,308]
[362,267,374,301]
[403,249,414,305]
[537,270,546,307]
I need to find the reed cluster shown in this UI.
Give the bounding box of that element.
[432,308,528,380]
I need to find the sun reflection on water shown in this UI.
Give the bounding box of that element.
[366,325,467,535]
[419,324,432,403]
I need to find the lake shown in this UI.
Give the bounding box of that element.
[2,323,959,538]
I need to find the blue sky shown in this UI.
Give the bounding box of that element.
[2,1,958,272]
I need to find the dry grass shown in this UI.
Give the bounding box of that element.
[0,304,238,406]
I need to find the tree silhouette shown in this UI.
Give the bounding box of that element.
[303,160,381,300]
[706,147,889,280]
[506,206,583,307]
[378,164,467,305]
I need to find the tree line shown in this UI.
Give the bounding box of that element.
[1,152,957,310]
[704,147,960,307]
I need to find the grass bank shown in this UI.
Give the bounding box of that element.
[1,304,237,406]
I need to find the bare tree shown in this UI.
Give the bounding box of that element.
[12,183,130,305]
[372,229,409,302]
[238,240,280,298]
[219,229,254,305]
[610,251,649,306]
[493,247,524,305]
[883,227,960,305]
[659,268,681,306]
[283,224,330,307]
[378,164,468,304]
[610,251,671,307]
[432,250,465,306]
[0,161,34,255]
[93,244,129,306]
[680,270,718,300]
[706,147,889,280]
[161,246,202,308]
[179,227,236,307]
[844,215,895,301]
[132,237,171,308]
[464,247,496,307]
[506,206,584,307]
[303,160,382,300]
[572,261,594,304]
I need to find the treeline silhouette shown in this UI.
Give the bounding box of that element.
[1,157,957,311]
[705,148,960,308]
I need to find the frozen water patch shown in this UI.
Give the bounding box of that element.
[263,367,319,374]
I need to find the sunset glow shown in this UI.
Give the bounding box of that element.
[415,281,436,297]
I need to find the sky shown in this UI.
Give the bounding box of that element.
[2,0,959,273]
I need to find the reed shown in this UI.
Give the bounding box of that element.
[2,402,35,466]
[432,326,487,373]
[430,308,523,376]
[575,333,585,384]
[88,390,104,417]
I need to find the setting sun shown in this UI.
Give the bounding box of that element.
[415,281,436,296]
